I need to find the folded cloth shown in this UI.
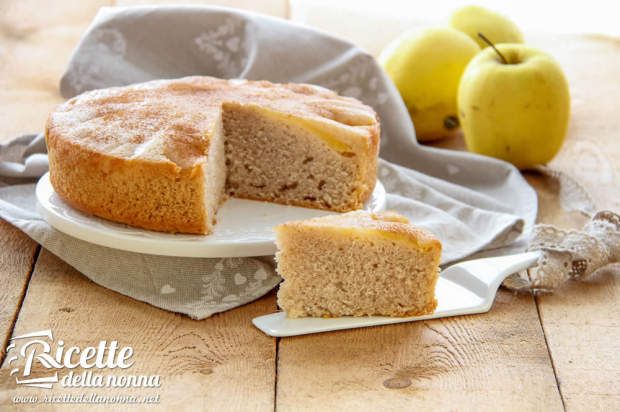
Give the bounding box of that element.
[0,5,536,319]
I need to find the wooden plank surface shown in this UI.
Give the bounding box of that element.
[0,221,39,364]
[529,34,620,411]
[0,0,108,141]
[543,35,620,212]
[0,249,277,411]
[277,292,563,411]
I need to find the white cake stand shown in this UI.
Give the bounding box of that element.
[36,173,386,258]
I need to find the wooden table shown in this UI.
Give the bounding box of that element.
[1,2,619,410]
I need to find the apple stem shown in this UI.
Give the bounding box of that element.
[478,33,508,64]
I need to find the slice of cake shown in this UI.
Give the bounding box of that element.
[45,76,379,234]
[275,211,442,318]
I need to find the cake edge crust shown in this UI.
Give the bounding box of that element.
[46,122,212,235]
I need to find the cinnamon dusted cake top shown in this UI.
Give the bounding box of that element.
[277,211,442,252]
[46,76,379,169]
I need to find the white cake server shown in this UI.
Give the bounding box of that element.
[252,251,541,337]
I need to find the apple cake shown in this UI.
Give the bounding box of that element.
[45,76,380,234]
[275,211,442,317]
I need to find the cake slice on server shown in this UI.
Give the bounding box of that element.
[275,211,442,318]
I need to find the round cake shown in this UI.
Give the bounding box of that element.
[46,76,380,234]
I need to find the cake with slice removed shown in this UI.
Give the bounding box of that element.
[46,76,379,235]
[275,211,442,318]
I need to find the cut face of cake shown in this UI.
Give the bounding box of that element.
[222,103,376,211]
[275,211,442,318]
[45,77,380,234]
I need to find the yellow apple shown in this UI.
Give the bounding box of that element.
[450,5,523,49]
[379,27,480,142]
[458,44,570,169]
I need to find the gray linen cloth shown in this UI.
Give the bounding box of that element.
[0,5,537,319]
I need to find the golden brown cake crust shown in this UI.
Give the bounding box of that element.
[278,210,442,252]
[46,76,380,234]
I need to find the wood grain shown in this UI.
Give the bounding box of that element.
[0,250,277,411]
[0,221,39,364]
[535,273,620,411]
[541,34,620,212]
[277,291,563,411]
[529,34,620,411]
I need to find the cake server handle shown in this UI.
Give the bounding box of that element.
[440,250,542,308]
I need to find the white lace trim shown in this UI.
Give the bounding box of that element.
[504,211,620,292]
